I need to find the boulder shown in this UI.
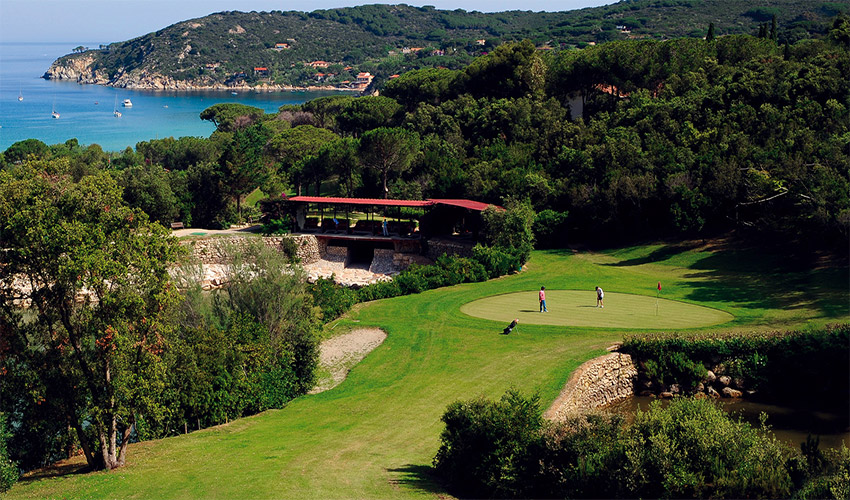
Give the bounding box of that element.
[693,392,708,400]
[718,375,732,387]
[722,387,742,398]
[659,391,674,399]
[695,382,705,393]
[704,370,717,383]
[639,390,654,397]
[706,386,720,398]
[669,384,681,394]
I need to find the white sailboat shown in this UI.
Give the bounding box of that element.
[113,96,122,117]
[18,87,23,102]
[51,99,60,119]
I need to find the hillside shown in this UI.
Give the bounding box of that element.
[43,0,845,90]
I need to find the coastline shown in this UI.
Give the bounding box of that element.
[43,77,363,93]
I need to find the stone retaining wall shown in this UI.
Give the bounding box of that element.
[426,239,474,260]
[185,236,292,264]
[290,234,320,264]
[184,234,436,288]
[544,352,637,421]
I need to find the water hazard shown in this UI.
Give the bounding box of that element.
[604,396,850,449]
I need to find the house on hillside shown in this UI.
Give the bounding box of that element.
[274,43,290,51]
[308,61,330,68]
[254,67,269,76]
[351,72,373,90]
[476,39,486,45]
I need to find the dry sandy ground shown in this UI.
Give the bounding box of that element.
[309,328,387,394]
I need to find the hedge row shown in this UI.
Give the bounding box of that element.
[620,324,850,409]
[309,245,525,321]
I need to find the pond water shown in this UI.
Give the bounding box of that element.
[604,396,850,449]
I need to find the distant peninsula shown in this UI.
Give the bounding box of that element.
[43,0,842,91]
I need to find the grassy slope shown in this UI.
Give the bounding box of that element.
[10,242,849,499]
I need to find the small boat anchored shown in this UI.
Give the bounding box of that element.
[51,99,59,118]
[122,98,133,107]
[18,89,23,102]
[113,96,122,117]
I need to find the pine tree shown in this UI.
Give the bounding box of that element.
[770,14,777,41]
[706,23,715,41]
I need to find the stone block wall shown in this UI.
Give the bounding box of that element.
[425,239,474,260]
[289,234,320,264]
[545,353,637,421]
[370,249,396,275]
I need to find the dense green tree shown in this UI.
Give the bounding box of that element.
[200,103,266,133]
[359,127,421,198]
[3,139,49,164]
[0,164,183,470]
[266,125,339,195]
[117,165,180,225]
[185,161,231,228]
[335,96,403,136]
[382,68,460,109]
[136,136,220,171]
[460,40,546,99]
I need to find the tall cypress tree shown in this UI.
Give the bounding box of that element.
[706,22,715,41]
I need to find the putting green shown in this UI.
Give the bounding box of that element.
[461,290,734,329]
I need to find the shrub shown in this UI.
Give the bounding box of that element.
[481,201,535,265]
[261,217,292,235]
[309,254,491,322]
[642,350,706,390]
[0,413,18,493]
[533,209,569,249]
[434,390,543,498]
[472,244,522,278]
[434,393,814,499]
[309,277,359,320]
[619,398,793,499]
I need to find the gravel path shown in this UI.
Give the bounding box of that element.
[309,328,387,394]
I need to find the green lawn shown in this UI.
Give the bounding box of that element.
[9,243,849,499]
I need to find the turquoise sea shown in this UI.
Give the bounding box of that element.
[0,42,346,151]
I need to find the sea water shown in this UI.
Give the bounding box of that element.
[0,42,347,151]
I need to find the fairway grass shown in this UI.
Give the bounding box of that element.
[8,242,848,499]
[462,290,734,329]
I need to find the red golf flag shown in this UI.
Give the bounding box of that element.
[657,282,662,291]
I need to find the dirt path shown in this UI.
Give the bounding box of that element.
[309,328,387,394]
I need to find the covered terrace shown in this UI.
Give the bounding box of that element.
[284,196,496,241]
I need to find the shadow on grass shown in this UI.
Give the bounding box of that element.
[682,251,849,316]
[20,461,90,483]
[603,241,703,267]
[386,464,446,496]
[593,239,849,318]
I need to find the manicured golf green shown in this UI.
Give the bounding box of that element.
[461,290,734,329]
[8,243,848,500]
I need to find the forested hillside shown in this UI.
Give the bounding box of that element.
[13,18,850,250]
[44,0,846,88]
